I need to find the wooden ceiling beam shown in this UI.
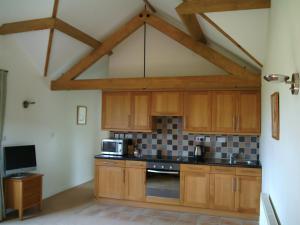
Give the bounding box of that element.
[55,19,112,53]
[176,0,271,14]
[145,13,260,82]
[176,13,206,43]
[56,11,146,82]
[0,17,113,55]
[51,75,260,91]
[0,17,55,34]
[199,13,263,68]
[44,0,60,77]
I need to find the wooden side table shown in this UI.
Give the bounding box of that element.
[4,173,43,220]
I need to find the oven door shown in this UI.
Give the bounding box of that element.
[146,169,180,199]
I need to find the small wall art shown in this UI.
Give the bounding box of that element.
[77,106,87,125]
[271,92,279,140]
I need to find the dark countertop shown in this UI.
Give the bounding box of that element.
[94,154,261,168]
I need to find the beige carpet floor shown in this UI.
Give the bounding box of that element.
[2,181,258,225]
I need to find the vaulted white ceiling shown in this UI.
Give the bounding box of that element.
[0,0,269,80]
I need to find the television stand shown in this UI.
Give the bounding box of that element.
[8,172,34,179]
[4,173,43,220]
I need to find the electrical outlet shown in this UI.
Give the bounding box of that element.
[195,136,204,142]
[205,137,210,142]
[217,137,226,143]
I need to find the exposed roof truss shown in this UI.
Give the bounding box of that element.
[0,0,271,91]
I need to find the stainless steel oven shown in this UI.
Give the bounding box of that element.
[100,139,128,155]
[146,162,180,199]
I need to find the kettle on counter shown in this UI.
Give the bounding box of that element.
[194,138,205,159]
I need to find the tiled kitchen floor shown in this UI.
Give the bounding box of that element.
[3,182,258,225]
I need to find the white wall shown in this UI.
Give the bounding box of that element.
[0,36,108,198]
[109,25,227,77]
[261,0,300,225]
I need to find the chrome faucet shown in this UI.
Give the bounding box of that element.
[229,153,239,164]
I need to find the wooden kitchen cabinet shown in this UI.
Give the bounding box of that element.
[131,92,152,131]
[180,165,210,208]
[183,92,212,132]
[212,91,260,134]
[210,166,262,213]
[237,91,261,134]
[102,92,152,131]
[94,159,262,218]
[212,91,237,133]
[235,168,262,214]
[125,161,146,201]
[102,92,131,130]
[151,91,183,116]
[210,172,236,211]
[94,159,125,199]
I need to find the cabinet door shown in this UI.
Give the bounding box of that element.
[181,172,210,208]
[131,92,152,131]
[125,168,146,201]
[184,92,212,132]
[237,91,261,134]
[102,92,131,130]
[235,176,261,214]
[210,174,236,211]
[212,91,237,133]
[151,92,183,116]
[95,166,125,199]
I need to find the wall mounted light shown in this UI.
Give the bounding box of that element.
[263,73,299,95]
[23,100,35,108]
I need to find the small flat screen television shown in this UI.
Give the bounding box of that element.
[4,145,37,176]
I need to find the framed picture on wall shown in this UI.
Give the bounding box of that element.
[77,106,87,125]
[271,92,279,140]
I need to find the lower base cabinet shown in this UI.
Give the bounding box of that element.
[180,165,210,208]
[95,159,146,201]
[235,169,262,214]
[95,159,261,217]
[210,173,236,211]
[210,166,261,213]
[125,161,146,201]
[95,160,125,199]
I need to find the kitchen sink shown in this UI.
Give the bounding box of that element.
[229,160,259,166]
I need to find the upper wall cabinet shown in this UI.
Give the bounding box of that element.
[212,91,260,134]
[184,92,212,132]
[102,90,260,134]
[131,92,152,131]
[151,92,183,116]
[212,91,237,133]
[237,91,261,134]
[102,92,131,130]
[102,92,152,132]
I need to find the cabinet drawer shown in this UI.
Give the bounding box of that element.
[23,192,41,208]
[126,160,146,168]
[23,178,41,196]
[181,164,210,173]
[95,159,125,167]
[210,166,236,175]
[236,168,261,177]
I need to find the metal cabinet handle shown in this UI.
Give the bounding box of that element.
[232,116,235,130]
[128,115,131,127]
[232,177,235,192]
[237,116,240,131]
[147,169,179,175]
[123,169,126,183]
[236,177,240,192]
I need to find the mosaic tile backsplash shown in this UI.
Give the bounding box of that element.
[112,117,259,160]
